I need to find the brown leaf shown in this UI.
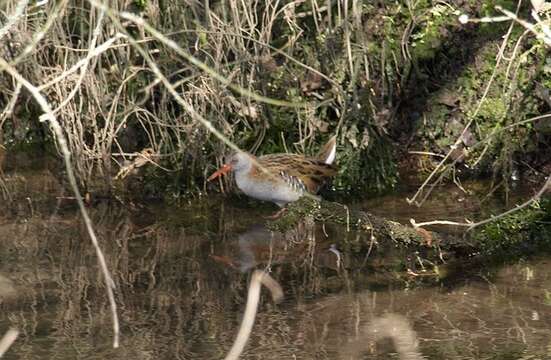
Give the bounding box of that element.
[114,148,156,180]
[301,71,323,94]
[259,54,278,72]
[315,119,330,133]
[415,227,433,246]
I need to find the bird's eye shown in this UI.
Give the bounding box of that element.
[231,158,238,165]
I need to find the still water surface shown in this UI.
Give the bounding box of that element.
[0,184,550,359]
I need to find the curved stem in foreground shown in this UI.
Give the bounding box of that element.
[224,271,283,360]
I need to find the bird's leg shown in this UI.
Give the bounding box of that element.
[265,207,288,220]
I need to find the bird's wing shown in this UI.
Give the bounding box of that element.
[257,154,337,193]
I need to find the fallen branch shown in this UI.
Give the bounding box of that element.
[267,197,441,248]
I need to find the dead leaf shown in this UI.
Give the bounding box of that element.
[260,54,278,71]
[301,71,323,94]
[315,119,330,133]
[449,145,466,163]
[345,125,359,148]
[374,108,391,133]
[460,128,476,147]
[415,227,433,247]
[228,96,259,120]
[115,148,156,180]
[237,104,258,119]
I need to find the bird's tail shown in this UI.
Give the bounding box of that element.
[316,135,337,165]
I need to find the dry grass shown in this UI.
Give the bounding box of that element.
[0,0,350,194]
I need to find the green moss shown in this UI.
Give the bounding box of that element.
[134,0,147,10]
[335,135,397,195]
[410,4,455,60]
[474,197,551,255]
[413,24,548,184]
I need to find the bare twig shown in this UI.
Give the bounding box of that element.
[38,33,124,91]
[496,5,551,45]
[410,175,551,231]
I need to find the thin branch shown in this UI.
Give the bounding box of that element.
[38,33,124,91]
[411,176,551,231]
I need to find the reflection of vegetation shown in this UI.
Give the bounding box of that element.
[544,289,551,306]
[1,197,551,358]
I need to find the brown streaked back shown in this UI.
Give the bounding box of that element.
[256,153,337,194]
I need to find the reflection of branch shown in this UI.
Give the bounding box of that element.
[0,328,19,357]
[224,270,283,360]
[343,314,424,360]
[0,58,120,348]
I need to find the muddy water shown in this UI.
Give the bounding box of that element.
[0,182,550,359]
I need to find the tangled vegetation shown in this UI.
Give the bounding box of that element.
[0,0,549,201]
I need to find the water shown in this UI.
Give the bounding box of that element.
[0,173,550,359]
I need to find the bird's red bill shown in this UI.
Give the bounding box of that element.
[207,163,232,181]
